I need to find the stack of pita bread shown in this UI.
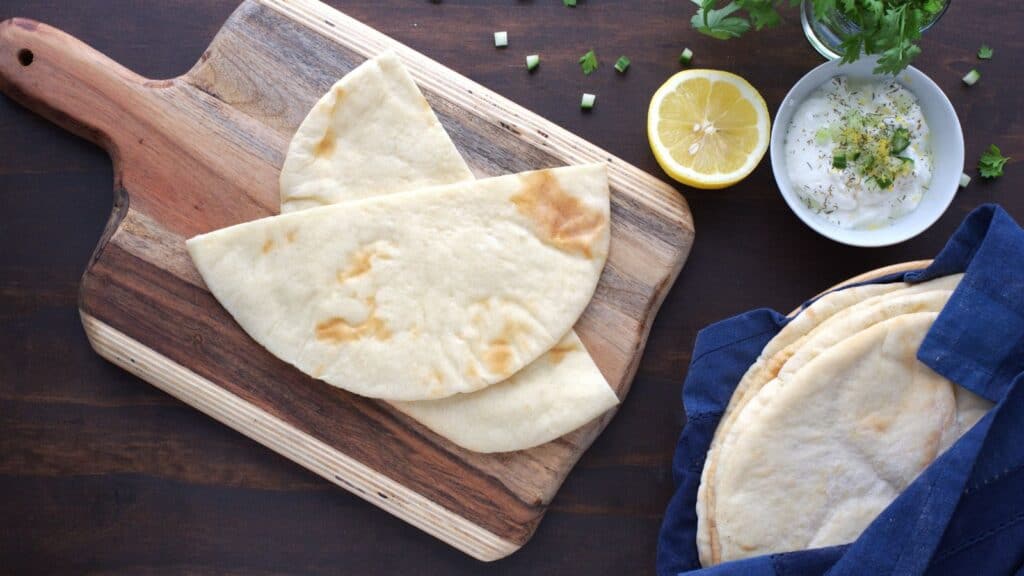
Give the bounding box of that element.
[186,53,619,454]
[696,275,994,566]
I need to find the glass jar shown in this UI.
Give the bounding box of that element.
[800,0,951,60]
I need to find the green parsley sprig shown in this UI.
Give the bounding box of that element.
[690,0,947,75]
[579,49,599,75]
[978,145,1010,179]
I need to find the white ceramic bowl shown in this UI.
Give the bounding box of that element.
[770,57,963,247]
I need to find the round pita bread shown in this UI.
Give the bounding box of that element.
[697,274,965,565]
[713,313,959,561]
[696,280,904,564]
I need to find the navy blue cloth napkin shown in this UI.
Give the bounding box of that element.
[657,205,1024,576]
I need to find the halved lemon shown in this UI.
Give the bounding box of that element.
[648,70,770,189]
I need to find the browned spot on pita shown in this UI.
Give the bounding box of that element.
[547,341,580,364]
[315,298,391,344]
[477,319,534,375]
[312,364,325,378]
[498,319,531,347]
[431,368,445,383]
[261,239,275,254]
[511,171,606,258]
[464,363,479,380]
[337,246,389,283]
[861,413,892,433]
[766,345,797,376]
[482,339,514,376]
[314,127,336,158]
[286,229,297,243]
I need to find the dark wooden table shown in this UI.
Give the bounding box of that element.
[1,1,1020,573]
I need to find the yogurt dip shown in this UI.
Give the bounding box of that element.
[784,76,932,229]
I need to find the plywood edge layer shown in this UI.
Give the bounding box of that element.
[79,311,521,561]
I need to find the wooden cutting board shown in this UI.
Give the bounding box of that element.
[0,0,693,560]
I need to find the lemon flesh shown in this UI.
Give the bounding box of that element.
[648,70,770,189]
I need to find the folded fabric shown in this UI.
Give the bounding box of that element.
[658,205,1024,576]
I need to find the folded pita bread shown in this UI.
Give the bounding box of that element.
[274,54,618,451]
[712,313,980,562]
[279,51,474,213]
[393,331,618,452]
[697,274,967,565]
[189,164,610,401]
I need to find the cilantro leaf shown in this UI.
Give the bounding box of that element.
[979,145,1010,179]
[978,45,994,59]
[811,0,836,18]
[740,0,782,29]
[692,0,943,74]
[839,33,865,64]
[857,3,925,74]
[563,0,577,6]
[578,49,598,75]
[692,0,752,40]
[875,41,920,75]
[861,0,885,18]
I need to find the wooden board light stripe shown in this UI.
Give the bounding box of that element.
[81,312,518,559]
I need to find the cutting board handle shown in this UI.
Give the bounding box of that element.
[0,18,152,162]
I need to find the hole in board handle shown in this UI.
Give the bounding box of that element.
[17,49,33,67]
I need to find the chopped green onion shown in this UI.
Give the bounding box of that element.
[890,127,910,154]
[832,154,847,170]
[614,56,631,73]
[494,31,508,48]
[679,48,694,66]
[962,69,981,86]
[959,172,972,188]
[581,93,596,110]
[563,0,577,6]
[526,54,540,71]
[977,45,994,59]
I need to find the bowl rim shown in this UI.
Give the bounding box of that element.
[769,57,964,248]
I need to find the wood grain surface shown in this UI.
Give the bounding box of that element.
[1,0,1021,574]
[0,0,694,561]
